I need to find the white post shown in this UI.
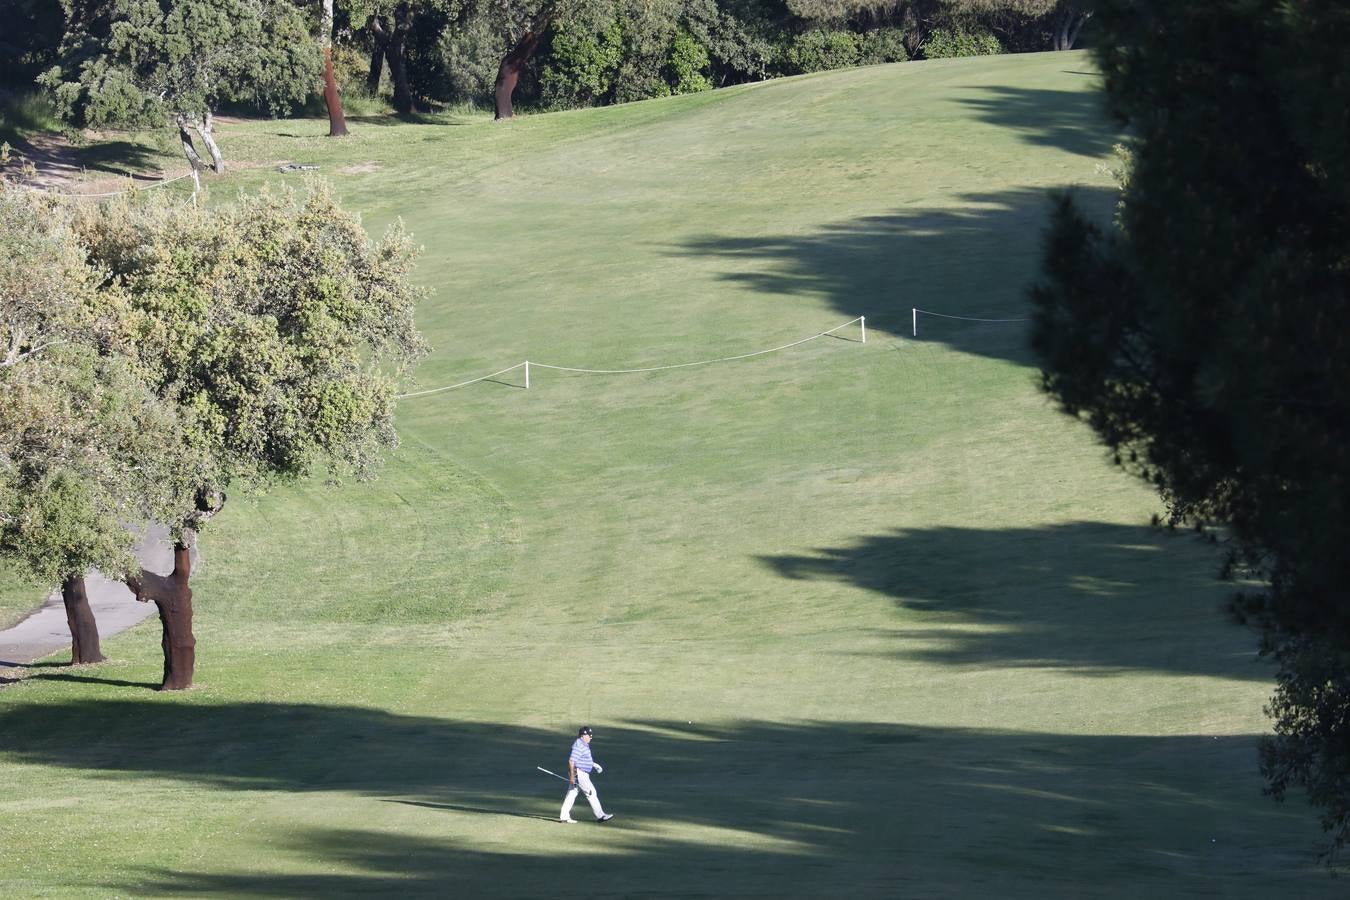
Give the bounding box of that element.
[860,316,866,344]
[524,360,530,390]
[190,167,201,207]
[912,308,918,337]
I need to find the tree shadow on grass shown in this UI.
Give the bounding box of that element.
[674,187,1117,368]
[958,85,1119,159]
[760,521,1264,682]
[63,140,176,179]
[0,702,1325,896]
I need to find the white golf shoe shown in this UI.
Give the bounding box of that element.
[560,817,577,824]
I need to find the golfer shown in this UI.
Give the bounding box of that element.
[560,725,614,823]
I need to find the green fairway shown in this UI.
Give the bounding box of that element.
[1,52,1338,897]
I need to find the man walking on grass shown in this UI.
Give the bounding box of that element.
[560,725,614,824]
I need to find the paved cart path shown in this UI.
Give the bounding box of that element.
[0,526,193,669]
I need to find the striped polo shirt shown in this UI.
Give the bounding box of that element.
[569,738,594,772]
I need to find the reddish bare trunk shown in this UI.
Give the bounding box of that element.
[61,576,105,665]
[323,48,349,137]
[127,543,195,691]
[494,28,545,120]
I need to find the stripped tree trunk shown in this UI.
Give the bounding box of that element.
[322,0,349,137]
[61,575,105,665]
[125,544,195,691]
[174,113,224,174]
[494,17,549,121]
[176,116,206,171]
[194,113,225,174]
[1055,8,1092,51]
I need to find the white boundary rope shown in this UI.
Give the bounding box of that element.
[398,316,865,400]
[912,307,1027,337]
[397,362,527,399]
[16,170,200,200]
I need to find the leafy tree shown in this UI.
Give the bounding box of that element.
[40,0,320,173]
[71,184,428,689]
[1028,0,1350,854]
[353,0,457,115]
[684,0,784,86]
[0,184,189,666]
[0,345,192,665]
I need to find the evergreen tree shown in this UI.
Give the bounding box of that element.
[1029,0,1350,854]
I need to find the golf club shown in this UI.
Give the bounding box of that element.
[537,766,590,796]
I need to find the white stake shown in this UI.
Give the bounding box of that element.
[860,316,866,344]
[525,360,530,390]
[912,308,918,337]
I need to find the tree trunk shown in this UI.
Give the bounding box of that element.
[177,117,206,171]
[494,25,546,120]
[126,543,195,691]
[386,3,414,116]
[321,0,349,136]
[1055,9,1091,51]
[194,113,225,175]
[61,575,105,665]
[367,17,387,94]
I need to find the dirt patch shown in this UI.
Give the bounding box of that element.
[3,132,182,194]
[337,161,382,175]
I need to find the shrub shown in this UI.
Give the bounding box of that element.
[923,25,1004,59]
[665,29,713,94]
[439,17,510,105]
[857,28,909,66]
[782,29,859,75]
[539,20,624,109]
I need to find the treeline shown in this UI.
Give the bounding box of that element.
[2,1,1092,125]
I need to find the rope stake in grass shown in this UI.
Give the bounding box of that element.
[397,316,866,400]
[911,307,1028,337]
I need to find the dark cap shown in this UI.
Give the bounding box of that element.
[578,725,594,736]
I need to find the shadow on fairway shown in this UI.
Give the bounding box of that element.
[17,137,172,181]
[760,520,1265,682]
[959,85,1118,159]
[675,187,1117,367]
[0,704,1321,896]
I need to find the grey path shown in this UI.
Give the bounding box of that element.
[0,526,189,668]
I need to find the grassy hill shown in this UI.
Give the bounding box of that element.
[1,52,1339,897]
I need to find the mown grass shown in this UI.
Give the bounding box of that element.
[1,52,1339,897]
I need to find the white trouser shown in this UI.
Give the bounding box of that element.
[560,770,606,820]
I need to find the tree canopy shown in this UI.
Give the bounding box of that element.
[40,0,320,171]
[0,180,428,687]
[1029,0,1350,854]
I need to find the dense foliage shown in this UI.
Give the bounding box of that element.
[40,0,319,129]
[5,1,1089,121]
[73,184,429,505]
[1029,0,1350,855]
[0,187,190,587]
